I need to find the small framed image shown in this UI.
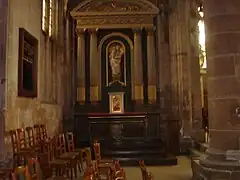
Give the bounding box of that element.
[109,92,124,114]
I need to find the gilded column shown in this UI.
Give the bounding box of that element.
[146,27,157,104]
[89,28,100,103]
[76,29,85,103]
[133,28,143,103]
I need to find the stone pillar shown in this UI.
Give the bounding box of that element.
[76,29,85,104]
[132,28,143,103]
[189,1,204,141]
[199,0,240,179]
[89,28,100,103]
[146,27,157,104]
[0,0,8,154]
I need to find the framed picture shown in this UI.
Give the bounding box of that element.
[109,92,124,114]
[18,28,38,98]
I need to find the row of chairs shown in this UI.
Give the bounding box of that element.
[1,124,91,179]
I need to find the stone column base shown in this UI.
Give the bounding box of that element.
[192,155,240,180]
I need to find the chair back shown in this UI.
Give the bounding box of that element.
[16,128,27,149]
[93,141,101,163]
[9,130,19,153]
[84,164,97,180]
[55,134,67,156]
[27,157,43,180]
[39,124,47,140]
[25,127,36,147]
[11,165,30,180]
[66,132,75,152]
[33,125,41,144]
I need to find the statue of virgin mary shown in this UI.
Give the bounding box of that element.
[109,44,124,79]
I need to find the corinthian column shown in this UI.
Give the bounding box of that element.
[132,28,143,103]
[76,28,85,104]
[89,28,100,103]
[146,27,157,104]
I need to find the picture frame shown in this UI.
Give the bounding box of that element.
[18,28,38,98]
[109,92,124,114]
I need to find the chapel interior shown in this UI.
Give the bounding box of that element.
[0,0,239,179]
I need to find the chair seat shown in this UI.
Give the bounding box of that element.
[59,152,77,159]
[50,159,68,166]
[99,159,114,164]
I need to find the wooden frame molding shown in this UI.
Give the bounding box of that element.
[18,28,38,98]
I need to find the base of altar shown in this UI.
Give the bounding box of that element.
[72,112,178,166]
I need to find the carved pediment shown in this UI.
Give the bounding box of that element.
[71,0,159,16]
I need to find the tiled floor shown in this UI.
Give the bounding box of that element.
[75,156,192,180]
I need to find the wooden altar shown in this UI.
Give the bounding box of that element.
[73,112,178,166]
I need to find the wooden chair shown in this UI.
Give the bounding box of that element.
[33,125,41,144]
[11,165,30,180]
[93,141,113,180]
[28,156,69,180]
[39,124,47,141]
[84,164,98,180]
[139,160,154,180]
[55,134,78,179]
[39,137,69,179]
[93,141,113,164]
[27,157,42,180]
[65,132,91,170]
[10,130,33,166]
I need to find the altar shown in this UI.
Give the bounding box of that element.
[73,112,177,165]
[69,0,179,166]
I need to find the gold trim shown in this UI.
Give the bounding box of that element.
[148,85,156,104]
[98,33,133,51]
[133,85,143,101]
[77,87,85,103]
[90,86,100,102]
[108,92,124,114]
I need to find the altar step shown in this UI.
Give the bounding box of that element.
[107,156,178,166]
[100,139,164,151]
[100,139,177,166]
[102,149,166,157]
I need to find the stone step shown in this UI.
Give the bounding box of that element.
[199,143,209,153]
[191,159,201,180]
[102,149,166,158]
[103,155,178,166]
[189,148,206,158]
[194,142,209,153]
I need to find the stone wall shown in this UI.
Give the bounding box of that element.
[4,0,73,136]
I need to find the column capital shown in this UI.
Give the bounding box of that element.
[132,28,142,34]
[146,27,156,36]
[88,28,99,34]
[76,28,86,36]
